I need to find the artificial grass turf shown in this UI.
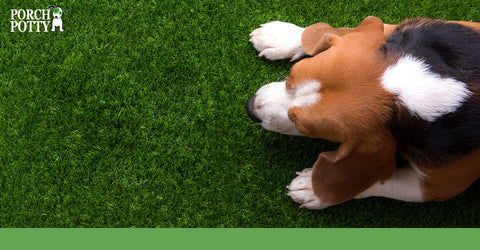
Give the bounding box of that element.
[1,0,480,227]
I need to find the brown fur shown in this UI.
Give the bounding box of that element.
[288,17,399,204]
[291,16,480,204]
[418,150,480,201]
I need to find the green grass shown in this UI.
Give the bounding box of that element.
[1,0,480,227]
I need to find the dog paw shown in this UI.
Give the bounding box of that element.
[287,168,330,210]
[249,21,306,61]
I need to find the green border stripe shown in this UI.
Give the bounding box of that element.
[0,229,479,249]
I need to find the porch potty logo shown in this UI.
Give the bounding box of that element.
[10,5,67,32]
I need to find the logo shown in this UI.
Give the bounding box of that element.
[10,5,67,32]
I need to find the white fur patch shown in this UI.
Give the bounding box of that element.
[254,80,321,135]
[288,163,425,209]
[287,168,330,209]
[355,163,425,202]
[249,21,306,61]
[381,56,472,122]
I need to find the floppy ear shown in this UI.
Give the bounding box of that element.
[357,16,385,31]
[302,16,385,56]
[311,139,397,205]
[302,23,350,56]
[288,94,397,205]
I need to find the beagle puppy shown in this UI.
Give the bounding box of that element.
[247,16,480,209]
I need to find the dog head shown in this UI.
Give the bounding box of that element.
[247,16,398,204]
[48,6,66,19]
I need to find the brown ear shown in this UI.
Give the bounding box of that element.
[288,94,396,205]
[302,16,385,56]
[357,16,385,31]
[302,23,350,56]
[311,139,396,205]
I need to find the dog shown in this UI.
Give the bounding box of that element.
[48,5,66,32]
[246,16,480,209]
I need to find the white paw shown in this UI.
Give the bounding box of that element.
[249,21,306,61]
[287,168,330,210]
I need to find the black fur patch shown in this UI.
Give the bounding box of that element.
[382,18,480,166]
[383,18,480,84]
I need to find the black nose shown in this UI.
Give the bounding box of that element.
[246,95,262,123]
